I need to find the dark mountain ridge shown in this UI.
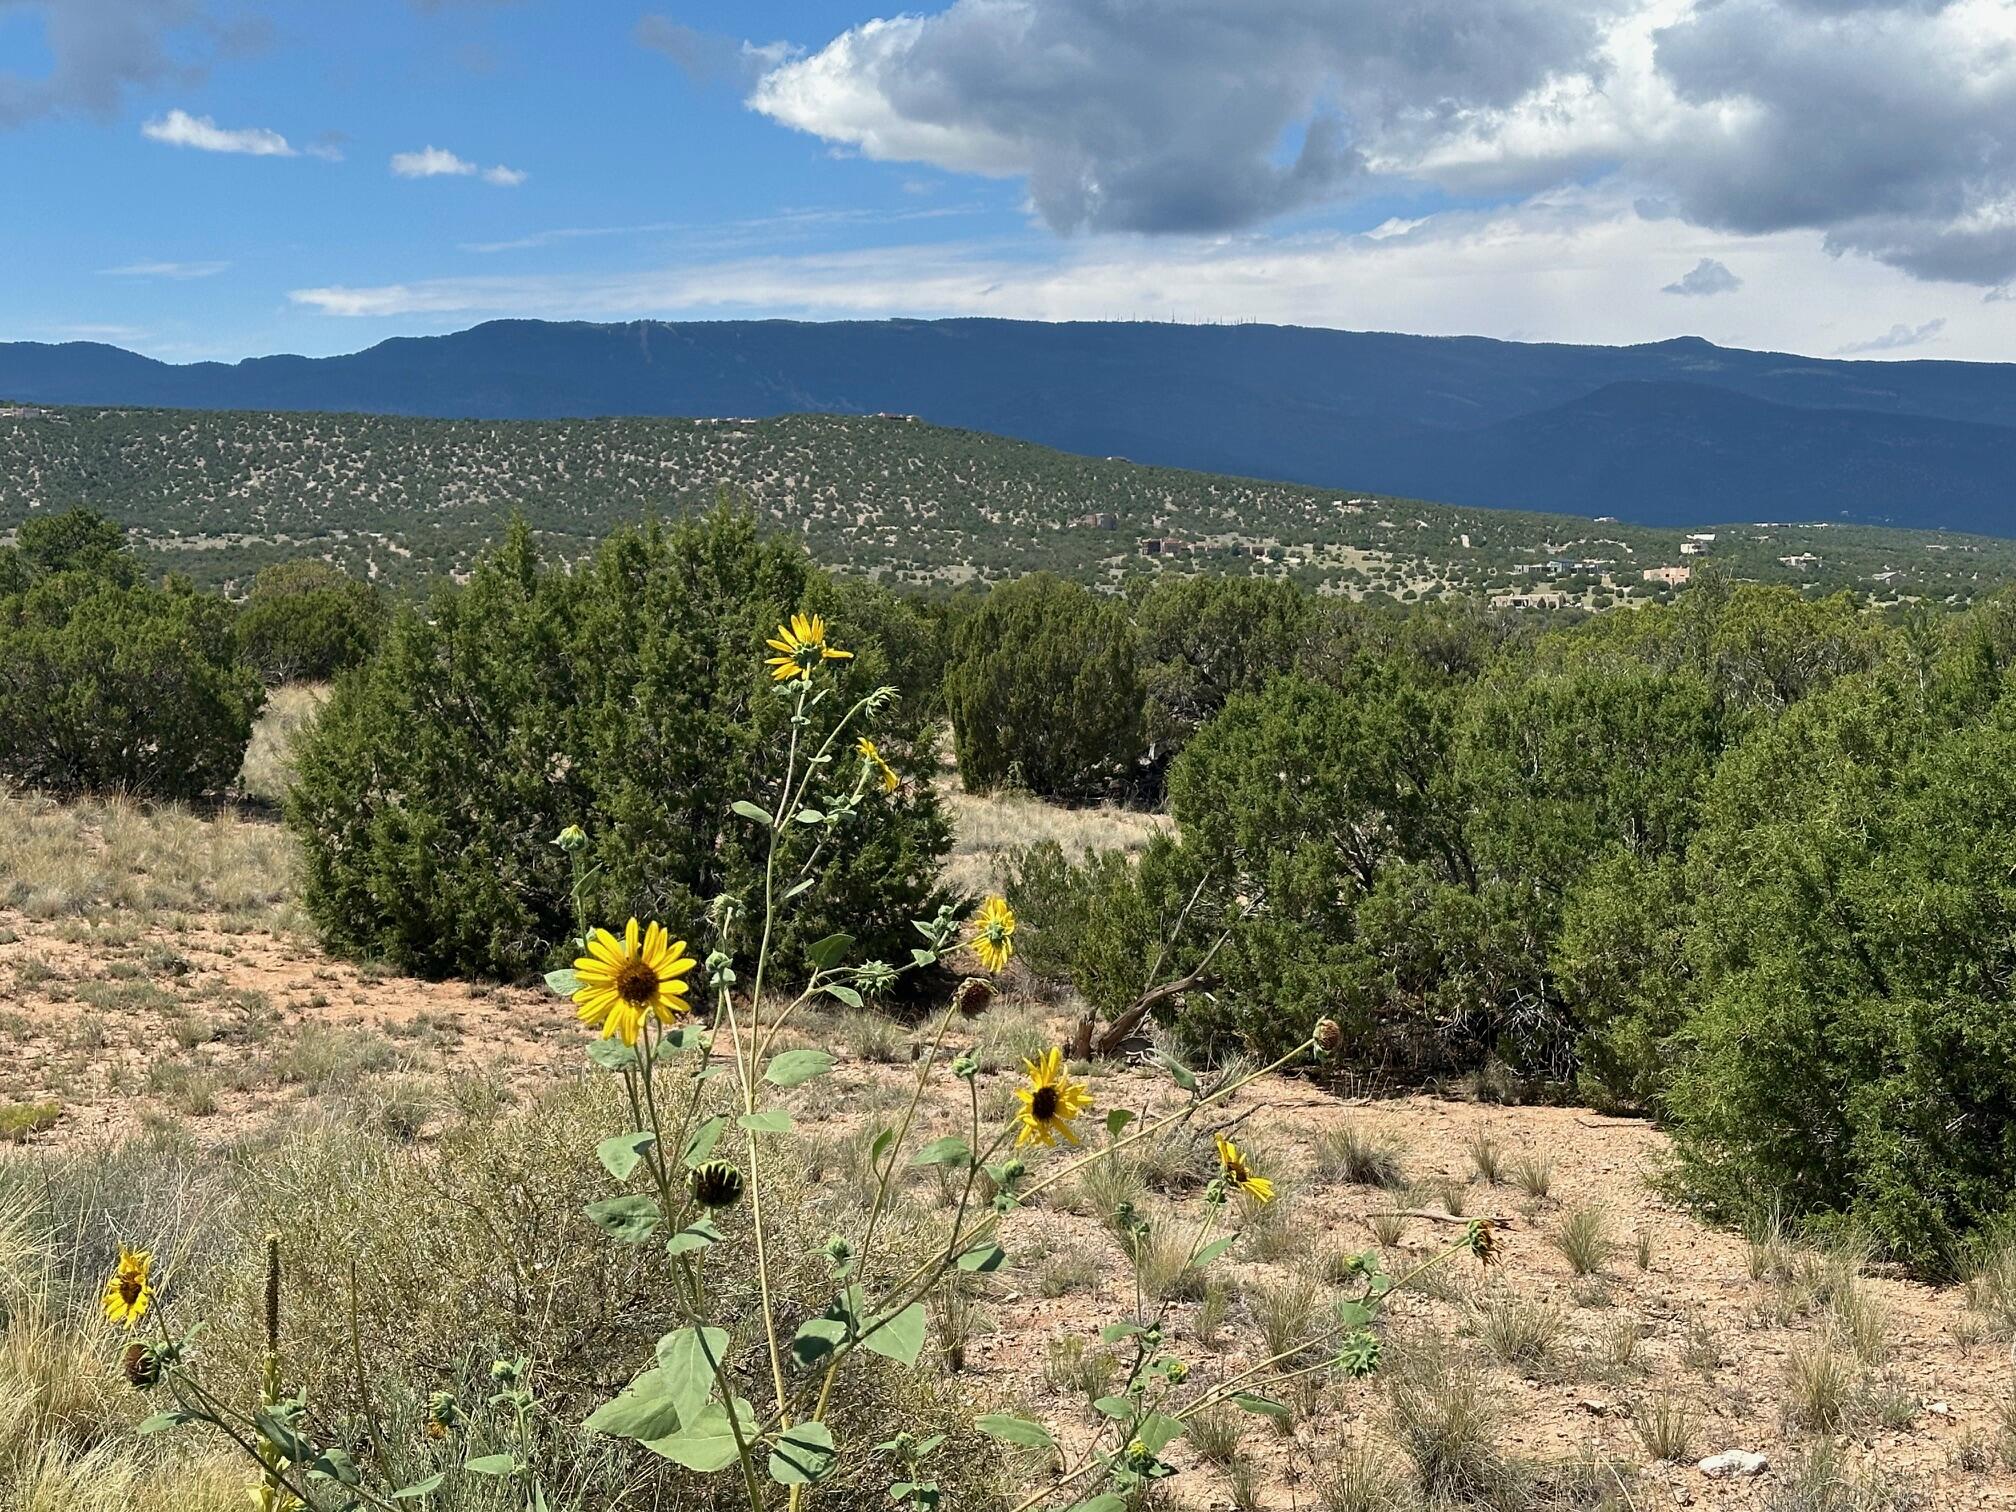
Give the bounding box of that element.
[3,318,2013,533]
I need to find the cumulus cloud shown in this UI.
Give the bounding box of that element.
[1663,257,1741,296]
[749,0,1622,234]
[744,0,2016,284]
[1,0,207,127]
[142,107,294,155]
[1837,317,1946,353]
[390,144,524,184]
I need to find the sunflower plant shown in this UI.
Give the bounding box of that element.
[103,611,1491,1511]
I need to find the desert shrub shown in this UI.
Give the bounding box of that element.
[944,572,1143,802]
[288,510,951,981]
[1667,667,2016,1270]
[0,567,262,801]
[233,560,386,684]
[0,507,139,593]
[1004,829,1214,1024]
[1134,574,1312,768]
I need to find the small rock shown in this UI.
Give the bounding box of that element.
[1577,1397,1613,1416]
[1697,1451,1768,1479]
[1929,1401,1952,1416]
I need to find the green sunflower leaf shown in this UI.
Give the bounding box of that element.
[584,1195,662,1244]
[911,1136,971,1168]
[585,1039,639,1071]
[806,932,854,970]
[795,808,827,826]
[655,1327,731,1424]
[859,1301,926,1365]
[308,1447,362,1485]
[974,1414,1055,1449]
[1105,1108,1136,1138]
[790,1315,849,1367]
[1067,1496,1128,1512]
[732,801,773,827]
[1190,1237,1235,1270]
[739,1108,794,1134]
[136,1411,201,1435]
[1136,1413,1185,1454]
[1091,1396,1131,1420]
[665,1218,723,1257]
[543,968,581,997]
[464,1454,518,1475]
[683,1115,728,1167]
[596,1131,657,1182]
[784,877,816,900]
[956,1242,1007,1273]
[391,1476,445,1499]
[766,1420,837,1486]
[821,983,865,1008]
[584,1368,683,1441]
[765,1049,835,1088]
[1099,1322,1146,1343]
[644,1397,757,1474]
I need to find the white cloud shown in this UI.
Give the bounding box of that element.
[746,0,2016,286]
[1663,257,1741,296]
[390,145,525,184]
[391,145,475,177]
[286,188,1995,359]
[141,108,296,156]
[99,259,231,278]
[1837,317,1946,354]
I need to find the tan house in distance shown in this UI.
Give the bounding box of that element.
[1643,565,1692,586]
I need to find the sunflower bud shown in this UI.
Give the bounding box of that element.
[123,1341,163,1390]
[954,976,995,1018]
[688,1160,746,1211]
[425,1390,463,1438]
[552,824,588,852]
[1336,1329,1382,1377]
[1313,1017,1344,1057]
[1468,1217,1499,1268]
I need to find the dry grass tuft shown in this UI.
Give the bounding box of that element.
[0,792,297,929]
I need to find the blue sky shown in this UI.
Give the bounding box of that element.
[7,0,2016,363]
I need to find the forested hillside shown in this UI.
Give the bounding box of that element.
[7,318,2016,531]
[4,402,2010,603]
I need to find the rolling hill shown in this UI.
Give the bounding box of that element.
[2,319,2014,535]
[3,402,2010,606]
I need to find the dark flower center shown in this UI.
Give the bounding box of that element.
[1030,1085,1060,1122]
[120,1276,143,1305]
[614,960,660,1007]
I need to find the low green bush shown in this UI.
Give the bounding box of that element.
[234,559,386,683]
[287,510,952,980]
[0,543,262,801]
[944,572,1142,802]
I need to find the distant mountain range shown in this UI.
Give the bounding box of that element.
[3,318,2014,534]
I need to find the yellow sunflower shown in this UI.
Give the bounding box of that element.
[1013,1046,1092,1149]
[572,918,696,1045]
[765,613,854,681]
[970,896,1016,974]
[102,1246,155,1328]
[856,736,900,793]
[1214,1132,1276,1204]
